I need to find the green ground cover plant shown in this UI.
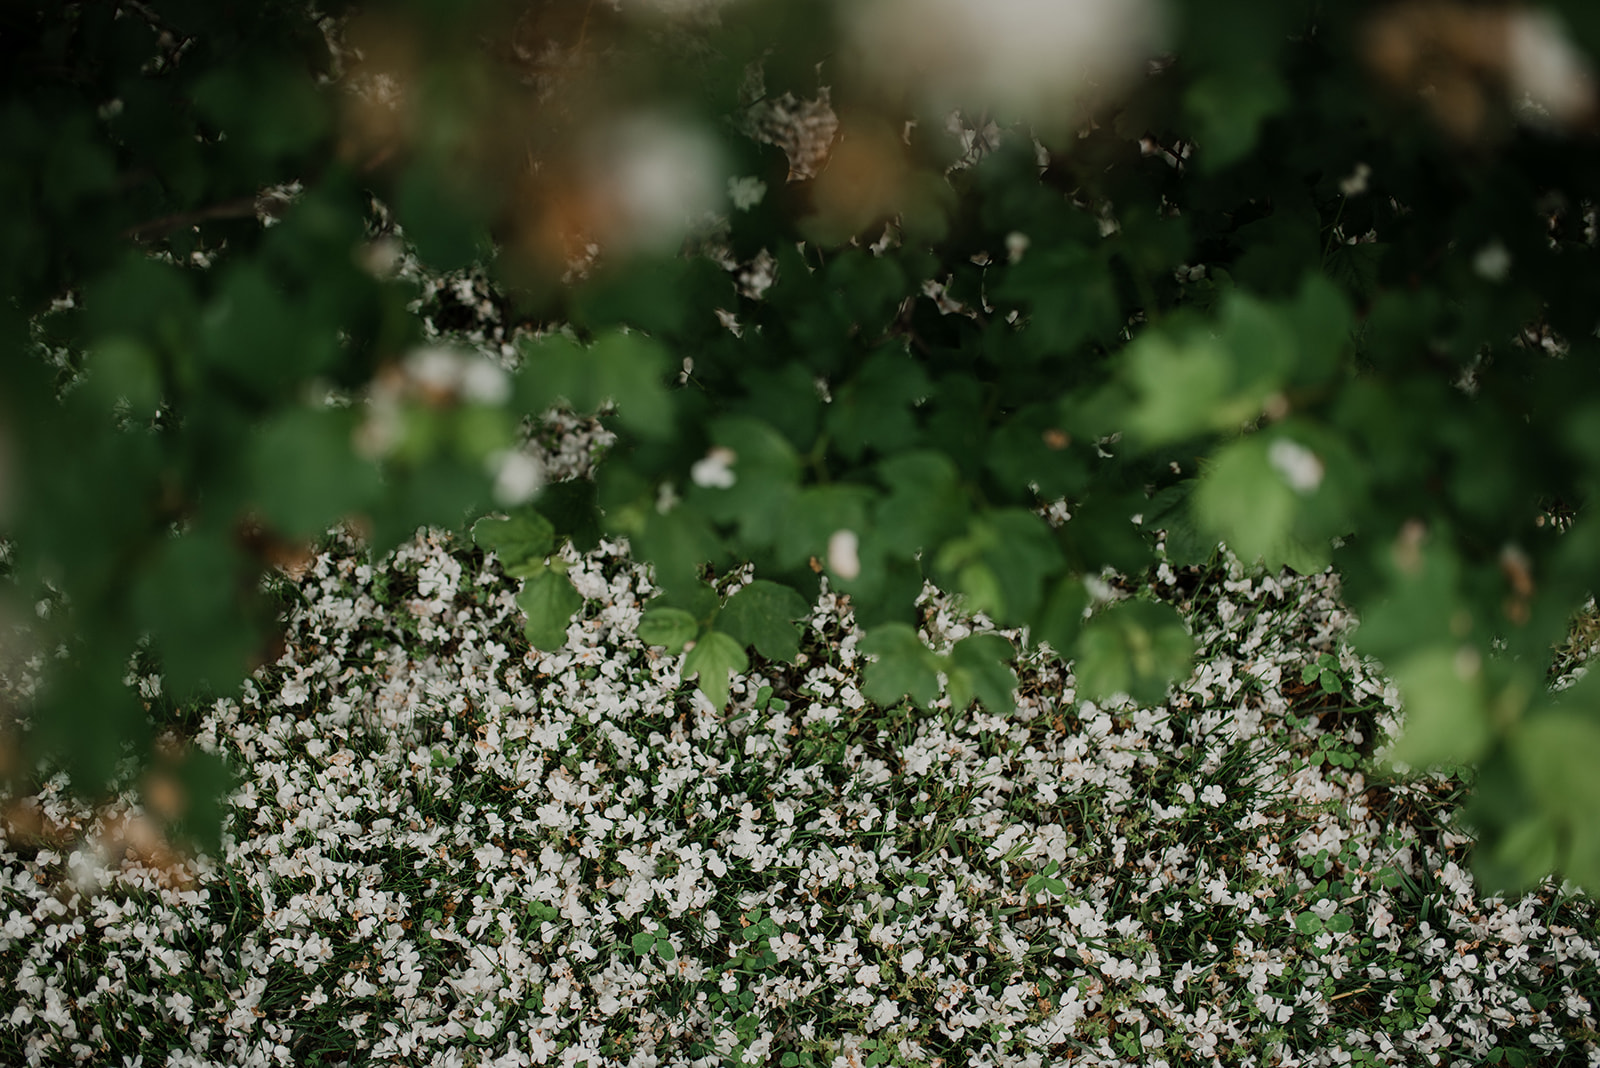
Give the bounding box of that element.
[5,526,1600,1065]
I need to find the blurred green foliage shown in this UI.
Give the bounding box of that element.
[6,0,1600,893]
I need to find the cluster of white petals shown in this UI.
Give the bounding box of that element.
[2,527,1598,1066]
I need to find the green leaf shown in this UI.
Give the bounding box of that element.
[875,451,967,557]
[776,484,875,570]
[1386,646,1490,769]
[516,330,674,438]
[826,349,931,461]
[633,931,656,956]
[1511,712,1600,892]
[591,331,674,439]
[860,623,944,709]
[638,607,701,653]
[634,504,724,596]
[656,938,677,963]
[1294,912,1325,936]
[683,630,749,709]
[246,407,382,539]
[1125,332,1257,445]
[1073,601,1194,706]
[1185,63,1289,171]
[946,633,1017,713]
[689,416,802,550]
[718,580,810,664]
[473,511,556,577]
[934,509,1062,624]
[134,529,259,702]
[517,570,584,651]
[535,479,604,552]
[1326,913,1354,935]
[1193,431,1334,572]
[1034,575,1090,657]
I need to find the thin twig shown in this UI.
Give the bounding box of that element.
[121,194,289,242]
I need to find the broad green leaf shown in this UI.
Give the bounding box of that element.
[517,570,584,651]
[473,511,556,576]
[86,337,162,418]
[515,330,674,438]
[656,939,677,963]
[1185,63,1288,171]
[719,580,810,664]
[1509,710,1600,893]
[1290,274,1355,386]
[247,407,382,539]
[638,607,700,653]
[632,931,656,956]
[776,485,875,570]
[875,451,966,557]
[860,623,944,709]
[1125,332,1255,444]
[204,262,331,394]
[689,416,802,550]
[946,633,1017,713]
[1126,294,1296,446]
[1192,435,1296,568]
[994,244,1120,356]
[683,630,749,709]
[826,349,931,461]
[635,504,724,595]
[1073,601,1194,705]
[535,479,603,552]
[1294,913,1324,936]
[935,510,1062,624]
[1477,815,1561,895]
[1386,646,1490,769]
[1034,575,1090,656]
[394,164,489,272]
[591,331,674,439]
[134,528,259,701]
[985,405,1090,501]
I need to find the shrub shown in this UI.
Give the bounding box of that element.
[4,0,1600,894]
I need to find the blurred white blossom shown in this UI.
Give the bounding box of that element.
[1508,9,1596,129]
[843,0,1168,121]
[828,528,861,580]
[583,115,726,254]
[1269,438,1325,494]
[690,446,738,489]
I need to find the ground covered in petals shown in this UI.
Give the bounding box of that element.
[3,529,1600,1067]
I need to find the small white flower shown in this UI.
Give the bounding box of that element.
[828,529,861,580]
[690,447,737,489]
[728,175,767,211]
[585,115,725,254]
[1473,241,1512,283]
[491,450,546,506]
[460,359,512,406]
[406,347,464,393]
[1006,231,1030,264]
[1268,438,1324,493]
[1339,162,1371,197]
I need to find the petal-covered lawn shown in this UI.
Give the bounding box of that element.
[2,528,1598,1067]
